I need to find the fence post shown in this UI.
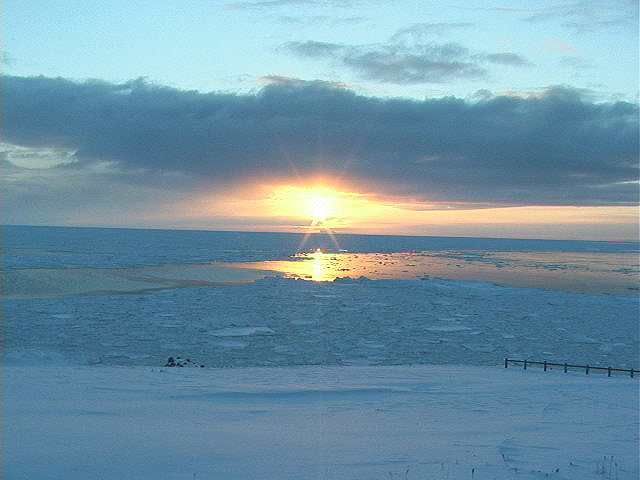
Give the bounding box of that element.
[507,360,637,378]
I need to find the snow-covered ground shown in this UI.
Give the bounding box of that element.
[6,364,638,480]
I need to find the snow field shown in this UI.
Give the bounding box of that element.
[5,364,638,480]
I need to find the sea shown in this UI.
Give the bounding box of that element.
[3,225,639,369]
[4,224,638,293]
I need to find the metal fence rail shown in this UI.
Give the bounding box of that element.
[504,358,637,377]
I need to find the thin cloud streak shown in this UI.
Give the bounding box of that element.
[484,52,532,66]
[489,0,638,32]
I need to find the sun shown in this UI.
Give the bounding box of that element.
[305,193,333,222]
[268,185,371,229]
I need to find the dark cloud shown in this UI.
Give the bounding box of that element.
[389,22,474,42]
[284,40,344,58]
[342,43,486,84]
[3,75,638,208]
[282,24,532,84]
[492,1,638,32]
[284,40,488,84]
[484,52,531,66]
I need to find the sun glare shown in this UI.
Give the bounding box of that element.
[266,184,408,234]
[268,186,347,226]
[305,193,333,222]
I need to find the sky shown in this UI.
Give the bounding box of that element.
[2,0,639,240]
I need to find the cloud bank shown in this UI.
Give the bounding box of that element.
[3,74,638,212]
[283,23,531,84]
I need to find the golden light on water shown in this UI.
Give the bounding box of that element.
[222,250,639,293]
[310,248,328,281]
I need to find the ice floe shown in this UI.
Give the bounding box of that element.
[209,326,276,337]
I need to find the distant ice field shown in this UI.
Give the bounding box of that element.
[6,275,638,369]
[3,225,638,369]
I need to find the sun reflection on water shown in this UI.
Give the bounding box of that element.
[310,249,327,281]
[219,250,638,294]
[260,248,352,282]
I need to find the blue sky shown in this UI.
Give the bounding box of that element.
[3,0,639,239]
[5,0,637,100]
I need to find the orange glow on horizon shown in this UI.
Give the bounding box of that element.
[181,183,639,242]
[266,185,387,229]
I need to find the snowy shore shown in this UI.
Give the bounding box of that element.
[6,363,638,480]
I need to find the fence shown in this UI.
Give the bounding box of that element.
[504,358,637,378]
